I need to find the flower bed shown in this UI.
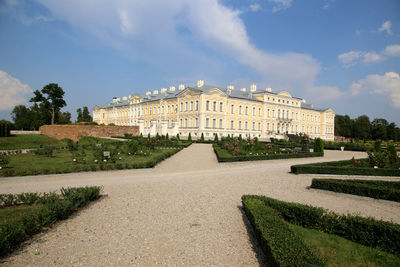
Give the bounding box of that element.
[0,136,190,177]
[213,136,323,162]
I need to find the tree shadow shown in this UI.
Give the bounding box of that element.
[238,205,269,267]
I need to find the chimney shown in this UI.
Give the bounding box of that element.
[122,96,128,101]
[178,84,185,90]
[197,80,205,87]
[169,86,176,92]
[153,90,159,95]
[250,84,257,92]
[240,87,246,92]
[227,85,234,90]
[146,91,151,96]
[266,87,272,92]
[112,97,118,103]
[161,88,167,94]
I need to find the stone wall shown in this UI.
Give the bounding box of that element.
[39,125,139,142]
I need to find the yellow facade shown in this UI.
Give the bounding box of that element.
[93,80,335,140]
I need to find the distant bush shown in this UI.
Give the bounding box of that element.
[0,120,12,137]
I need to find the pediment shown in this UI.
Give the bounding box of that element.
[176,88,202,97]
[204,88,226,97]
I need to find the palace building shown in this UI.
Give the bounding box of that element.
[93,80,335,141]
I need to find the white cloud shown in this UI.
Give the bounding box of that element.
[0,70,32,110]
[350,72,400,108]
[306,86,343,102]
[379,20,392,35]
[33,0,336,102]
[250,3,261,12]
[338,51,362,67]
[384,44,400,57]
[339,44,400,67]
[269,0,292,12]
[362,52,383,63]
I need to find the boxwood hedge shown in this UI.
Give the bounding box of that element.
[311,178,400,202]
[291,159,400,177]
[0,186,102,257]
[242,196,324,266]
[243,195,400,256]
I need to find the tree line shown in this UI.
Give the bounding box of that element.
[335,114,400,141]
[10,83,92,130]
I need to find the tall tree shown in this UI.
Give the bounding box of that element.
[82,106,92,122]
[58,111,72,124]
[30,83,66,125]
[371,118,388,140]
[76,106,92,122]
[352,115,371,140]
[11,105,33,130]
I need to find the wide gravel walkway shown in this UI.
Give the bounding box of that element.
[1,144,399,266]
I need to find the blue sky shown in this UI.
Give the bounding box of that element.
[0,0,399,125]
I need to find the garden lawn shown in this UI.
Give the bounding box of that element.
[0,134,63,150]
[0,147,182,177]
[288,223,400,266]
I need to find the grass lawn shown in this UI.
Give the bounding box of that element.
[288,223,400,266]
[0,134,63,150]
[0,147,181,176]
[0,205,44,224]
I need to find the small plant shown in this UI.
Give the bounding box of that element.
[188,133,192,142]
[200,133,205,141]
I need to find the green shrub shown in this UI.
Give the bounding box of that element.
[311,179,400,202]
[0,186,101,257]
[314,138,324,153]
[242,196,325,266]
[33,146,54,157]
[188,133,192,142]
[244,195,400,256]
[0,120,12,137]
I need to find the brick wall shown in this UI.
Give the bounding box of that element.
[39,125,139,142]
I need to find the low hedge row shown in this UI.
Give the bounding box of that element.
[213,145,323,162]
[291,159,400,177]
[243,195,400,256]
[311,178,400,202]
[0,186,102,257]
[324,144,369,151]
[0,148,183,177]
[242,196,324,266]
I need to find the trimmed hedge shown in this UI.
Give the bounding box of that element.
[213,144,323,162]
[0,120,11,137]
[291,158,400,177]
[243,195,400,256]
[0,186,102,257]
[242,197,324,266]
[311,178,400,202]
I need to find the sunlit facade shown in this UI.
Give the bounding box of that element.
[93,80,335,140]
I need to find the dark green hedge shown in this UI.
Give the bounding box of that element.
[243,195,400,256]
[291,159,400,177]
[0,120,11,137]
[242,196,324,266]
[324,144,369,151]
[311,179,400,202]
[0,186,102,257]
[213,144,323,162]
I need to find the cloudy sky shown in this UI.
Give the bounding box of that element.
[0,0,399,124]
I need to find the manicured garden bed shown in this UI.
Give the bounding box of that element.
[0,136,191,177]
[242,195,400,266]
[213,136,324,162]
[291,158,400,177]
[310,178,400,202]
[0,186,102,257]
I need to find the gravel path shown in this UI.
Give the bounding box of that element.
[1,144,400,266]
